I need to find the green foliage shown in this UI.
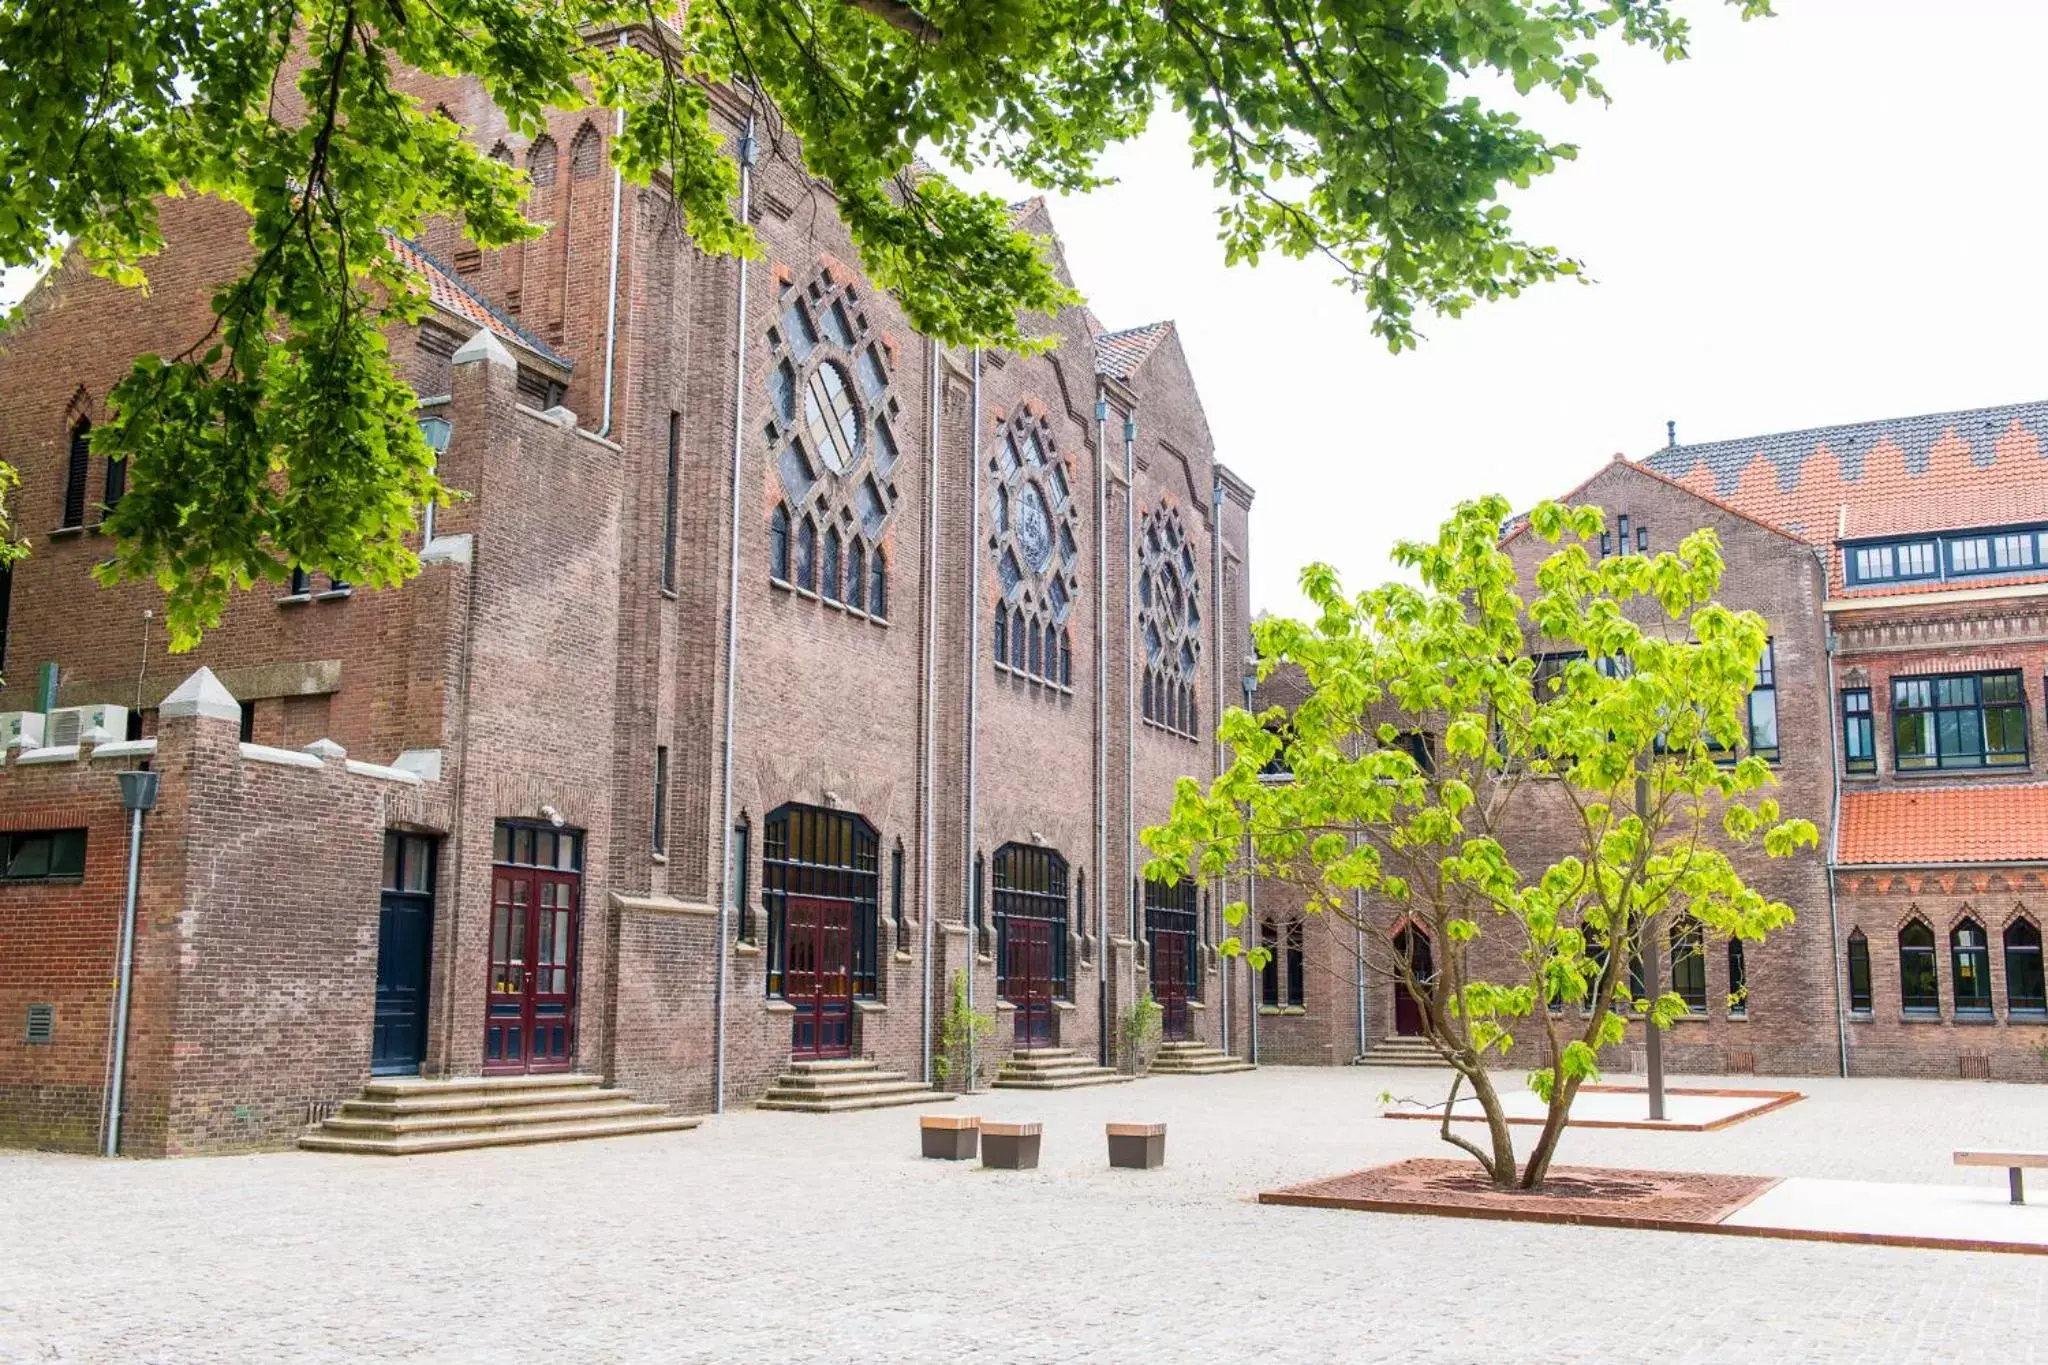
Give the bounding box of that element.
[1118,991,1163,1070]
[1143,495,1816,1187]
[934,968,994,1087]
[0,0,1765,645]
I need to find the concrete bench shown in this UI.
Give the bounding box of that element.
[920,1114,978,1161]
[1954,1149,2048,1204]
[981,1121,1041,1170]
[1107,1122,1166,1170]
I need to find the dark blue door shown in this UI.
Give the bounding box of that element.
[373,834,436,1075]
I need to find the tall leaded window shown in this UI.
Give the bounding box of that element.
[1893,671,2028,770]
[1727,937,1748,1016]
[2006,917,2046,1015]
[1899,918,1939,1014]
[1747,641,1780,762]
[1846,928,1872,1014]
[987,409,1079,691]
[764,269,898,619]
[1137,505,1202,739]
[61,419,90,529]
[762,804,880,1001]
[661,411,680,591]
[993,844,1071,1004]
[1841,688,1875,773]
[1951,917,1992,1016]
[1670,918,1707,1014]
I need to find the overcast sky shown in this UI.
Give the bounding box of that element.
[958,0,2048,617]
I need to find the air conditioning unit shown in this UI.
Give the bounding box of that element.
[45,704,128,748]
[0,712,44,749]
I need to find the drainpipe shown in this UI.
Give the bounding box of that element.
[1818,547,1850,1078]
[1210,473,1226,1051]
[962,348,984,1087]
[1354,885,1367,1060]
[712,114,757,1115]
[919,338,942,1083]
[1093,394,1111,1067]
[593,33,629,440]
[1247,862,1259,1065]
[1123,413,1137,954]
[102,769,159,1157]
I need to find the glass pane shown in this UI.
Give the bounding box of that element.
[514,827,534,865]
[8,837,50,879]
[49,832,85,878]
[405,837,432,892]
[559,834,578,870]
[494,824,510,862]
[384,836,401,890]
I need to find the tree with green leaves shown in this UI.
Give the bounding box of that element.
[1143,496,1817,1190]
[0,0,1769,646]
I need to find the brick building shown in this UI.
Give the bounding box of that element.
[1260,401,2048,1083]
[0,25,1257,1154]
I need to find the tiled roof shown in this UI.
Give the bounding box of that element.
[387,234,572,372]
[1638,400,2048,593]
[1839,784,2048,865]
[1093,321,1174,379]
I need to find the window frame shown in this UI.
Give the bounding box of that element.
[1846,524,2048,588]
[1846,929,1873,1015]
[661,411,680,592]
[2004,917,2046,1016]
[1670,918,1707,1015]
[1891,669,2029,771]
[1841,687,1876,774]
[0,829,87,883]
[1899,919,1940,1015]
[1950,917,1993,1017]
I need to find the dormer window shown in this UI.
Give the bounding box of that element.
[1846,525,2048,587]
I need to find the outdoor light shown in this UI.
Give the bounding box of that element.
[1240,659,1259,707]
[1095,397,1108,423]
[1123,416,1136,444]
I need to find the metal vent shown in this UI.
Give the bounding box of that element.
[23,1004,53,1044]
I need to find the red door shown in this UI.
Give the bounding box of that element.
[1005,918,1056,1048]
[486,866,579,1072]
[1393,925,1433,1037]
[786,895,854,1059]
[1152,927,1193,1042]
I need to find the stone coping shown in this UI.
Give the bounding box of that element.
[982,1121,1040,1138]
[1106,1123,1166,1137]
[920,1115,979,1131]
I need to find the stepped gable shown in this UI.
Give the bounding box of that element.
[1643,400,2048,593]
[386,233,572,372]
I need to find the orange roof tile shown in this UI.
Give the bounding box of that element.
[1839,784,2048,865]
[387,234,571,371]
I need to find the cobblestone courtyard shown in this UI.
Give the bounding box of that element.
[5,1067,2048,1363]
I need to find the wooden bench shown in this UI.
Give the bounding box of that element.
[1953,1149,2048,1204]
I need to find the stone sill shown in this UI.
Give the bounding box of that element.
[993,661,1075,697]
[47,525,86,541]
[995,1000,1016,1012]
[893,950,913,963]
[764,999,795,1014]
[1258,1006,1306,1016]
[854,1000,887,1013]
[275,593,313,606]
[1053,1000,1076,1012]
[733,940,762,957]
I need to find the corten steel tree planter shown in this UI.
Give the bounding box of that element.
[980,1121,1041,1169]
[920,1113,979,1161]
[1106,1122,1166,1169]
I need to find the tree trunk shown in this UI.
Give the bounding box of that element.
[1456,1063,1519,1188]
[1518,1070,1580,1189]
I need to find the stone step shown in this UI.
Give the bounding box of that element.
[316,1099,672,1139]
[299,1113,701,1156]
[768,1068,911,1090]
[756,1086,956,1113]
[992,1068,1133,1091]
[759,1077,940,1101]
[1150,1059,1254,1074]
[998,1055,1095,1072]
[783,1057,889,1074]
[357,1071,604,1100]
[339,1087,615,1118]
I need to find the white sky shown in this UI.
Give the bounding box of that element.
[10,3,2043,621]
[957,0,2048,616]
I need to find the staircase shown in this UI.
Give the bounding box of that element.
[1146,1040,1254,1076]
[992,1047,1132,1091]
[299,1074,699,1155]
[1353,1036,1452,1070]
[756,1058,955,1113]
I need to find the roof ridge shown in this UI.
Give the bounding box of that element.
[1655,398,2048,461]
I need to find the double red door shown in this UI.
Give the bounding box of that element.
[1393,925,1433,1037]
[1152,927,1194,1042]
[786,895,854,1059]
[485,866,578,1072]
[1003,917,1057,1048]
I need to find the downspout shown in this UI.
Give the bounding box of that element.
[100,794,148,1156]
[1353,886,1367,1061]
[1817,546,1850,1079]
[712,115,758,1115]
[1123,414,1137,953]
[919,339,942,1083]
[962,348,984,1086]
[1248,858,1259,1065]
[1210,472,1227,1053]
[1093,394,1111,1067]
[593,33,629,440]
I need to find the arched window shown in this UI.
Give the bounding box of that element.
[526,134,558,188]
[1900,919,1939,1014]
[1027,620,1041,677]
[1059,629,1072,687]
[2006,917,2045,1015]
[1137,506,1202,739]
[993,844,1072,1044]
[992,606,1008,665]
[984,409,1080,696]
[568,122,603,179]
[821,526,841,602]
[1728,937,1748,1016]
[769,504,791,581]
[762,802,881,1007]
[61,419,90,529]
[1847,928,1872,1014]
[1009,608,1025,671]
[870,547,887,619]
[1951,917,1992,1015]
[102,450,126,515]
[795,517,816,591]
[1670,918,1706,1014]
[846,539,866,611]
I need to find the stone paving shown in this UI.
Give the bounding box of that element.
[5,1067,2048,1363]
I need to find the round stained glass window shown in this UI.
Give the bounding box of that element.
[1016,484,1053,573]
[802,363,861,474]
